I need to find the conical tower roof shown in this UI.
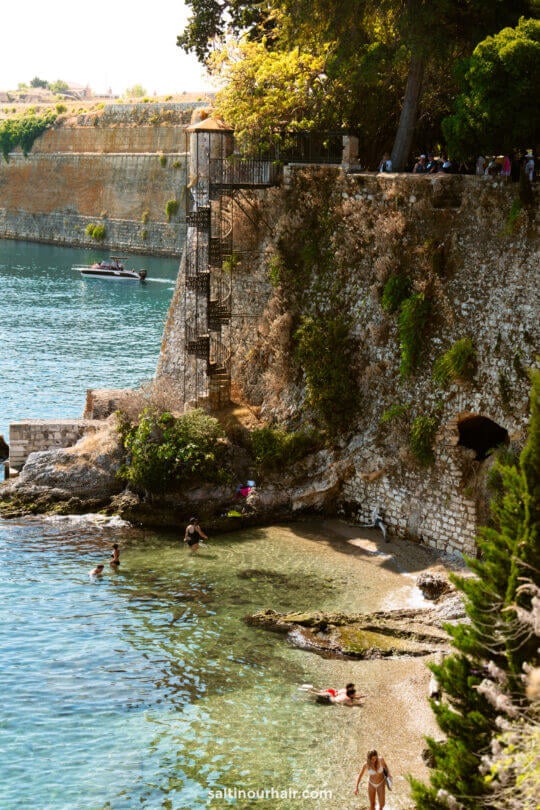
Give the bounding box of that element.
[187,116,233,133]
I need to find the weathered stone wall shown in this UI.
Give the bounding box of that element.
[9,419,103,472]
[157,168,539,555]
[0,103,206,255]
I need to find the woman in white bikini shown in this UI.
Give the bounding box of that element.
[354,749,391,809]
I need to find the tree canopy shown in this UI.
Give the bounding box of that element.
[178,0,536,167]
[443,17,540,158]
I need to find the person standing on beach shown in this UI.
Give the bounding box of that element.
[355,749,391,809]
[183,517,208,552]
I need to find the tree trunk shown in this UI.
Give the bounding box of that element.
[391,53,424,171]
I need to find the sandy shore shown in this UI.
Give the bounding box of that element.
[309,518,467,809]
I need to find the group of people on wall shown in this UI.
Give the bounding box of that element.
[377,148,537,181]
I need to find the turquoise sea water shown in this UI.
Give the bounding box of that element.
[0,240,421,808]
[0,240,180,440]
[0,516,400,810]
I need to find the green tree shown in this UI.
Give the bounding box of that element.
[124,84,147,98]
[119,408,229,494]
[209,37,334,149]
[49,79,69,94]
[178,0,533,167]
[443,17,540,158]
[410,370,540,809]
[30,76,49,89]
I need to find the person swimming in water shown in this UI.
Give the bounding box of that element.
[89,564,105,578]
[355,749,392,809]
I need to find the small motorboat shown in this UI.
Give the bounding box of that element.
[75,256,147,281]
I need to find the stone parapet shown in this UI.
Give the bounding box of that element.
[9,419,103,472]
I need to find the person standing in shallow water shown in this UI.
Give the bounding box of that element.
[183,517,208,552]
[110,543,120,568]
[355,749,391,809]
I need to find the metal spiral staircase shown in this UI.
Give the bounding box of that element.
[184,130,281,408]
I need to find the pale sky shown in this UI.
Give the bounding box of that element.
[1,0,214,96]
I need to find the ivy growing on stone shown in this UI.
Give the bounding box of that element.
[295,314,358,436]
[409,413,439,464]
[432,337,476,387]
[398,292,432,377]
[381,272,412,314]
[0,110,57,161]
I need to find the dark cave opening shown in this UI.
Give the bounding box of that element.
[457,415,509,461]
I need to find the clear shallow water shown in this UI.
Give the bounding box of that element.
[0,240,180,439]
[0,518,402,810]
[0,240,429,808]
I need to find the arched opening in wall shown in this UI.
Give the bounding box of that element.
[457,414,509,461]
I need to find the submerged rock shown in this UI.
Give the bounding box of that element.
[245,603,461,659]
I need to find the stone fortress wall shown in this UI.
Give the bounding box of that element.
[158,167,539,557]
[0,103,206,256]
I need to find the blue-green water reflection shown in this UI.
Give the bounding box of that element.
[0,240,180,438]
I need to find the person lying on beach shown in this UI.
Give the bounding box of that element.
[308,683,366,705]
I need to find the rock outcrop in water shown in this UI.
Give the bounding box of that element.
[245,589,464,659]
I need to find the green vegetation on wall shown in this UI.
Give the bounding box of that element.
[409,414,439,464]
[295,314,358,436]
[85,222,107,241]
[398,292,432,377]
[0,110,57,161]
[165,199,179,221]
[380,402,411,425]
[250,425,321,471]
[432,337,477,386]
[381,272,412,314]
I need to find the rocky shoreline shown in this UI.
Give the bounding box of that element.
[245,571,463,659]
[0,418,351,531]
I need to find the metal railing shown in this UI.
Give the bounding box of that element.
[209,158,282,187]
